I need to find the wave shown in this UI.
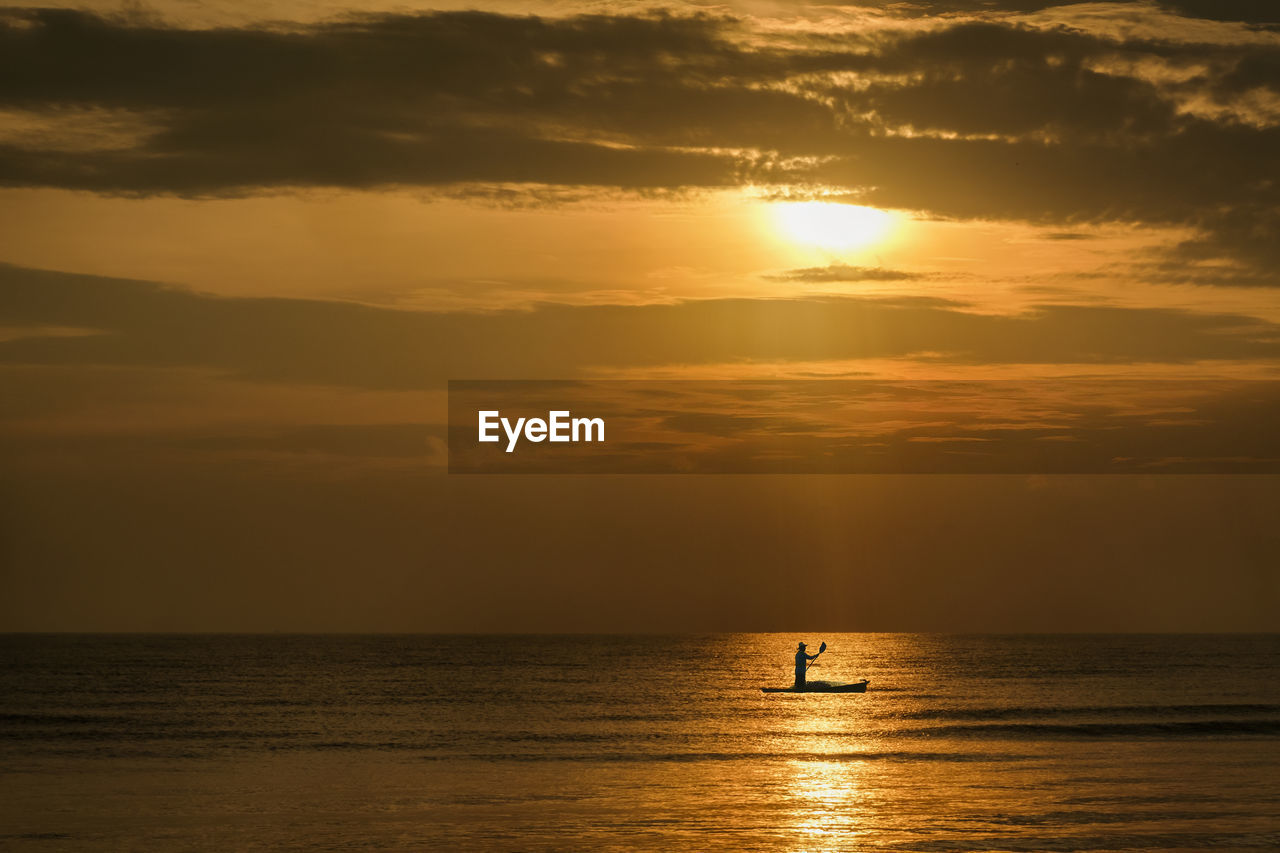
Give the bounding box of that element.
[905,719,1280,739]
[896,703,1280,722]
[421,749,1035,764]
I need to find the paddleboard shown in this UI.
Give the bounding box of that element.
[761,679,869,694]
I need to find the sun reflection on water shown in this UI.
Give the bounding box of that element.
[785,758,867,850]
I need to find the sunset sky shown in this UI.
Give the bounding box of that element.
[1,0,1277,631]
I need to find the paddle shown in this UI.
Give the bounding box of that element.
[806,640,827,670]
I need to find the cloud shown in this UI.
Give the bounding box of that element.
[1175,205,1280,275]
[822,1,1279,25]
[0,6,1276,279]
[839,25,1183,140]
[0,9,785,192]
[1,264,1277,392]
[767,265,930,283]
[1156,1,1280,25]
[1040,231,1098,241]
[1127,257,1279,288]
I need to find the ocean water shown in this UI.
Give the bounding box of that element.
[1,634,1277,851]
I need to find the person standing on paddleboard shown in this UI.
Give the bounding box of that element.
[794,642,821,688]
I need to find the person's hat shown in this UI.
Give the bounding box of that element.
[798,642,806,648]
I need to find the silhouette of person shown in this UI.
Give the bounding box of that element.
[795,642,819,688]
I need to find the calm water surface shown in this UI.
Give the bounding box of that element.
[1,634,1277,851]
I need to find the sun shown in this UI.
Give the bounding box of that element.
[774,202,894,250]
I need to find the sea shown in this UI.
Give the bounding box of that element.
[1,634,1277,851]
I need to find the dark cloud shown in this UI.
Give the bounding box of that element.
[843,0,1279,24]
[812,124,1280,230]
[1214,50,1280,97]
[1041,232,1097,241]
[0,126,744,193]
[845,60,1179,140]
[0,8,1277,270]
[1130,257,1279,288]
[1156,1,1280,25]
[0,8,805,192]
[1,265,1277,392]
[768,265,930,283]
[851,1,1072,16]
[1175,205,1280,275]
